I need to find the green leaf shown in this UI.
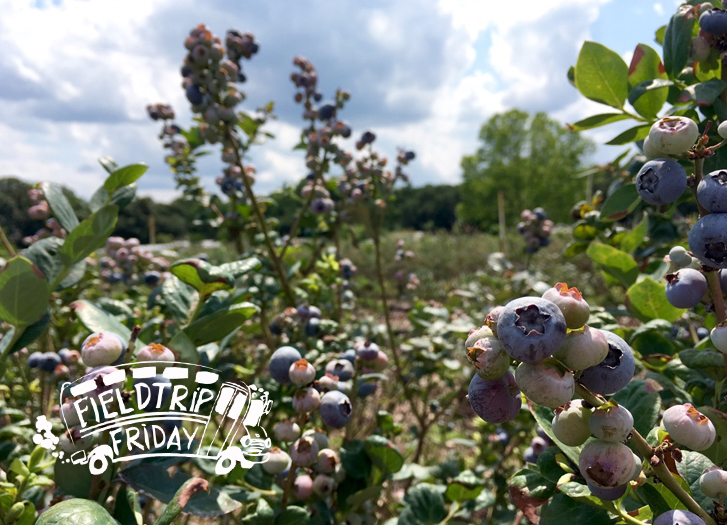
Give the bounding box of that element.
[161,275,197,323]
[242,500,274,525]
[104,163,148,194]
[114,486,143,525]
[70,299,133,341]
[612,379,661,437]
[171,259,234,297]
[0,256,50,326]
[364,435,404,474]
[90,184,137,212]
[628,44,668,118]
[6,310,50,354]
[679,348,726,369]
[600,184,641,222]
[698,406,727,467]
[118,463,241,517]
[40,182,79,232]
[568,113,631,131]
[540,493,616,525]
[681,79,727,106]
[620,214,648,253]
[36,498,118,525]
[626,277,685,322]
[218,257,262,279]
[655,25,666,46]
[25,237,86,290]
[99,156,119,174]
[556,479,611,510]
[445,470,484,502]
[586,242,639,288]
[168,330,200,365]
[509,468,555,500]
[184,302,259,345]
[341,441,371,480]
[397,484,447,525]
[628,79,674,111]
[575,42,629,109]
[663,10,695,78]
[605,124,652,145]
[564,241,590,258]
[274,507,310,525]
[676,451,716,512]
[59,205,118,266]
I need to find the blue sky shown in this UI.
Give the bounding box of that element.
[0,0,678,202]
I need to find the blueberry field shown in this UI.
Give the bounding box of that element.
[5,2,727,525]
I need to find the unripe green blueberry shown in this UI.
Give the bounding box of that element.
[515,361,574,409]
[589,402,633,442]
[466,336,511,380]
[312,474,336,497]
[643,136,668,159]
[648,117,699,155]
[262,447,291,474]
[290,436,319,467]
[579,440,636,489]
[669,246,694,268]
[541,282,590,329]
[485,306,504,337]
[289,359,316,386]
[662,403,716,451]
[274,421,301,442]
[316,448,339,473]
[631,452,642,482]
[553,325,609,371]
[465,325,494,349]
[691,35,711,63]
[552,400,592,446]
[303,428,330,450]
[137,343,175,362]
[81,331,126,367]
[711,322,727,354]
[719,121,727,140]
[699,466,727,498]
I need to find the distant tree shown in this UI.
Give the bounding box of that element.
[385,184,460,231]
[457,110,595,232]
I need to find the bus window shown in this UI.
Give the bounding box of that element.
[215,387,235,416]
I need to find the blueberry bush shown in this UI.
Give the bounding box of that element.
[2,5,727,525]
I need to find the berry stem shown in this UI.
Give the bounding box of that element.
[574,383,717,525]
[0,225,16,257]
[707,270,727,325]
[692,157,710,217]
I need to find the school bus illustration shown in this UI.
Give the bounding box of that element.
[58,361,273,475]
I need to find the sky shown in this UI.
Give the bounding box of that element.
[0,0,681,202]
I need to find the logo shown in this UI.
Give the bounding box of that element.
[33,361,273,475]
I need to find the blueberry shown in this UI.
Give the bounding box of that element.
[290,436,319,466]
[269,346,302,384]
[357,381,377,398]
[263,447,291,475]
[81,332,127,367]
[357,342,380,361]
[58,348,80,365]
[137,343,175,362]
[319,390,353,429]
[312,474,335,497]
[697,327,709,339]
[289,359,316,386]
[589,403,633,442]
[464,325,494,349]
[27,351,43,369]
[552,400,592,446]
[38,352,62,373]
[697,170,727,213]
[648,117,699,155]
[325,359,354,381]
[293,474,313,500]
[665,269,708,308]
[405,151,416,160]
[313,93,323,102]
[586,482,628,501]
[579,330,635,396]
[515,361,574,409]
[303,428,329,450]
[360,131,376,144]
[341,349,356,364]
[662,403,715,451]
[467,371,521,424]
[466,336,511,380]
[533,207,547,221]
[699,467,727,499]
[133,374,172,412]
[523,447,537,463]
[700,8,727,36]
[669,246,694,268]
[292,387,321,414]
[317,102,336,120]
[635,159,687,205]
[553,325,609,371]
[690,213,727,268]
[541,282,590,329]
[711,323,727,354]
[316,448,339,474]
[653,510,707,525]
[185,84,204,105]
[579,440,635,488]
[305,318,320,336]
[274,421,301,442]
[497,297,567,362]
[495,428,509,445]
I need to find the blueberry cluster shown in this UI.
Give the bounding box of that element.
[517,208,553,254]
[22,187,67,245]
[27,348,79,377]
[100,237,170,287]
[270,305,323,338]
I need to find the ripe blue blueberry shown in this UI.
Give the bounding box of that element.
[269,346,302,384]
[27,351,42,369]
[317,102,336,120]
[688,213,727,268]
[467,371,521,424]
[133,374,172,412]
[635,159,687,205]
[533,207,547,221]
[579,330,635,395]
[665,269,708,308]
[38,352,62,373]
[523,447,537,463]
[341,349,356,364]
[185,84,204,105]
[325,359,354,381]
[700,8,727,36]
[319,390,353,429]
[497,297,567,362]
[696,327,709,340]
[357,342,380,361]
[81,331,127,367]
[305,317,320,336]
[357,381,377,398]
[697,170,727,213]
[653,510,706,525]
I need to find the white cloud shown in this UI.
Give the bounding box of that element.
[654,3,665,16]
